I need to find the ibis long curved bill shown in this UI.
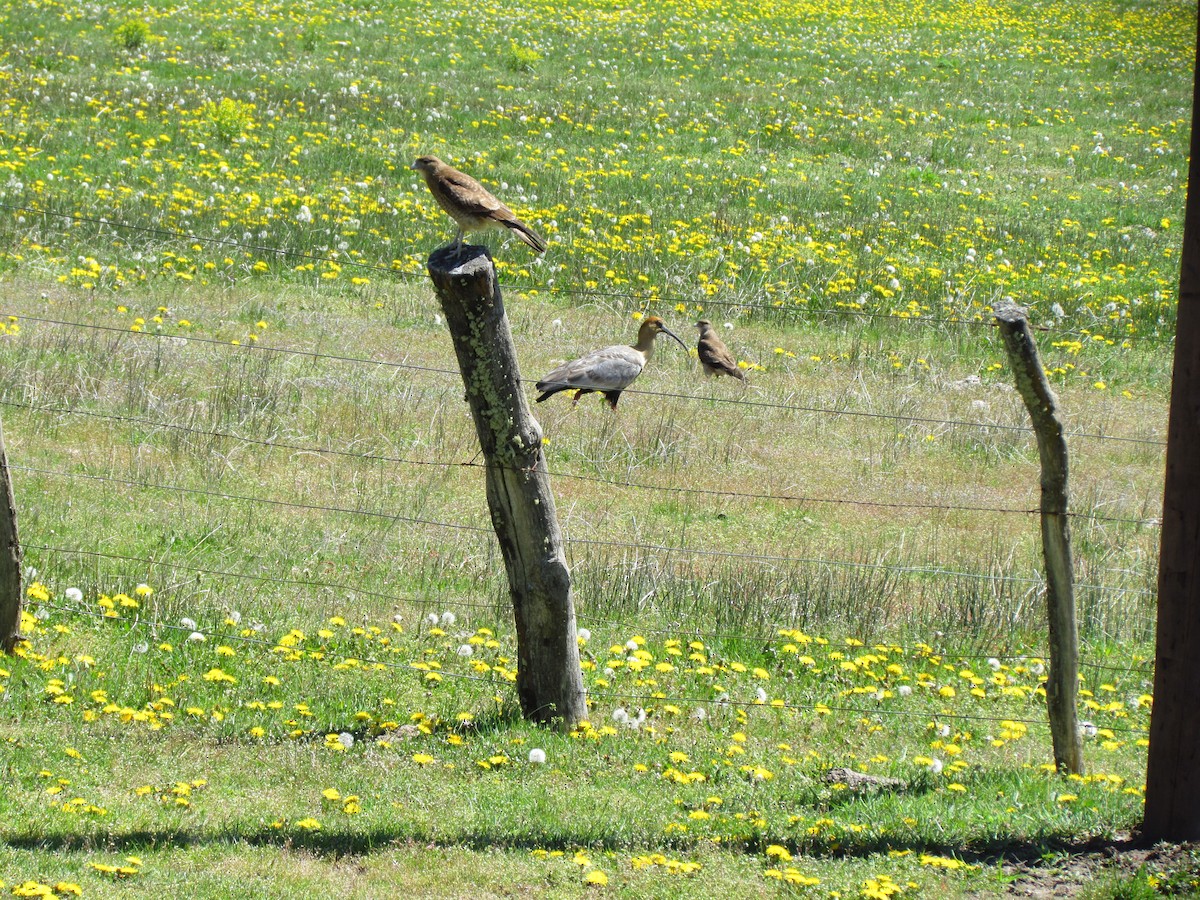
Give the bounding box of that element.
[535,316,687,409]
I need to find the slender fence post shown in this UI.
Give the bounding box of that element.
[425,245,587,728]
[994,301,1083,775]
[1143,5,1200,841]
[0,415,23,654]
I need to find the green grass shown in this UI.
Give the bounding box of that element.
[0,0,1193,894]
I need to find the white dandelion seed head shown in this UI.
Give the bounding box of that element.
[1080,721,1098,738]
[577,628,591,643]
[624,639,639,652]
[603,667,615,678]
[226,610,242,625]
[937,724,951,738]
[338,732,354,749]
[65,587,83,603]
[296,204,313,223]
[392,613,404,624]
[35,607,50,620]
[874,690,886,702]
[929,758,944,774]
[987,657,1002,672]
[440,611,456,627]
[132,642,149,654]
[691,707,707,721]
[528,748,547,764]
[898,685,913,697]
[755,687,768,703]
[426,613,440,626]
[180,617,198,630]
[457,644,474,658]
[612,707,629,724]
[187,631,206,642]
[1030,662,1045,676]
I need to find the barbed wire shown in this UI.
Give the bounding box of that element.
[17,461,1158,595]
[6,201,1177,348]
[4,205,1165,693]
[13,463,496,534]
[25,542,1152,676]
[2,311,462,378]
[0,312,1168,448]
[8,397,1160,526]
[23,543,497,615]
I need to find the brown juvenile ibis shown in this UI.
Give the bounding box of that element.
[411,155,547,255]
[535,316,687,409]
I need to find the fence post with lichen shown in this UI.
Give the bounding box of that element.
[994,301,1083,775]
[0,415,23,654]
[425,245,587,729]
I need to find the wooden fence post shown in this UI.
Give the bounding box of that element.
[1143,5,1200,841]
[425,245,587,728]
[994,301,1083,775]
[0,415,23,654]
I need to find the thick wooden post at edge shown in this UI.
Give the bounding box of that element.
[425,245,587,728]
[994,302,1083,775]
[0,415,23,654]
[1143,5,1200,842]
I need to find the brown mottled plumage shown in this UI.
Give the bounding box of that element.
[535,317,687,409]
[696,319,746,382]
[412,155,547,255]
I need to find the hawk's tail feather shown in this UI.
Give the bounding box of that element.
[507,220,547,254]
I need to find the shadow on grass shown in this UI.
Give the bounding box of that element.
[1,821,1150,870]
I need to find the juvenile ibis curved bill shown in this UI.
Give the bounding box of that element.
[535,316,687,409]
[696,319,747,383]
[411,155,547,255]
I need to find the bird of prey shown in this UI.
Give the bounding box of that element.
[695,319,746,382]
[535,317,687,409]
[411,155,547,255]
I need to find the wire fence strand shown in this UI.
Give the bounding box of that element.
[6,201,1178,348]
[17,462,1158,597]
[8,397,1160,526]
[25,542,1157,675]
[1,311,1168,448]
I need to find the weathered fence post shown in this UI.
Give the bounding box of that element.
[425,245,587,728]
[0,415,23,654]
[994,302,1082,774]
[1144,5,1200,841]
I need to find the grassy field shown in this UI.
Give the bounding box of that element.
[0,0,1196,895]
